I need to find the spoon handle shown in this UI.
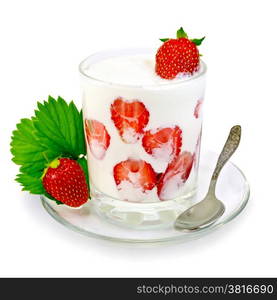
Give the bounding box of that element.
[209,125,241,193]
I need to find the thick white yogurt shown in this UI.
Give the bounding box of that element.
[81,51,206,203]
[84,53,202,86]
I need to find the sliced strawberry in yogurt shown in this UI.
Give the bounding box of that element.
[113,159,156,202]
[157,151,194,200]
[194,99,203,119]
[142,126,182,162]
[110,97,149,143]
[85,119,111,160]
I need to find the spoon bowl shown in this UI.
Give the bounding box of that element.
[175,197,225,230]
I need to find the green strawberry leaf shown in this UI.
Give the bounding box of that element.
[33,96,86,159]
[176,27,188,39]
[16,173,45,194]
[11,118,58,175]
[191,37,205,46]
[160,38,170,42]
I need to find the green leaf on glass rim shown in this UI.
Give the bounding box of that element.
[33,96,86,159]
[176,27,188,39]
[191,37,205,46]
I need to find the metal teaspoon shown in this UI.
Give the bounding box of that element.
[174,125,241,231]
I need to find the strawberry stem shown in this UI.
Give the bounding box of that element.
[159,28,205,48]
[49,158,60,168]
[176,27,188,39]
[41,158,60,179]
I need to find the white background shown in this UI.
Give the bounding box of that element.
[0,0,276,277]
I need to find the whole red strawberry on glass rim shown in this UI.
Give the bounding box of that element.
[155,27,205,79]
[42,158,89,207]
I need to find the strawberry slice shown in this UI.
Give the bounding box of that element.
[110,97,149,144]
[113,159,156,201]
[194,99,203,119]
[142,126,182,162]
[157,151,193,200]
[85,119,110,160]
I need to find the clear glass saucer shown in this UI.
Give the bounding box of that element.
[41,151,250,244]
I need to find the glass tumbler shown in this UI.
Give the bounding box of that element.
[79,49,206,228]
